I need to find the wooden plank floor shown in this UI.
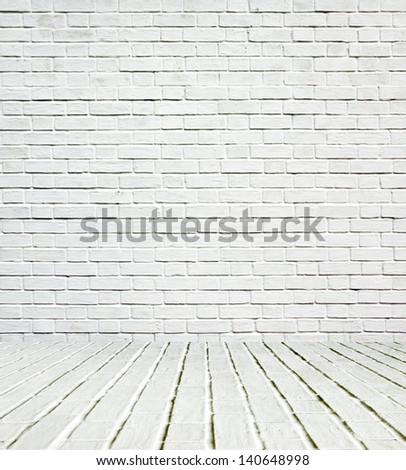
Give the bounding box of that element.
[0,341,405,450]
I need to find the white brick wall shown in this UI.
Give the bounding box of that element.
[0,0,405,341]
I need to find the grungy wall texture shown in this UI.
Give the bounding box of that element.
[0,0,405,341]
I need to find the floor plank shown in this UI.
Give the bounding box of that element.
[264,343,362,450]
[346,343,406,374]
[162,343,207,449]
[110,342,187,450]
[209,343,261,450]
[287,342,406,443]
[0,341,404,450]
[368,343,406,364]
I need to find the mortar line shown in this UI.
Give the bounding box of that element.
[223,342,266,450]
[244,343,317,450]
[204,342,216,450]
[321,343,406,391]
[48,342,150,449]
[285,342,406,443]
[367,343,406,361]
[378,343,406,360]
[0,341,75,381]
[7,341,122,448]
[106,342,171,449]
[265,343,365,450]
[340,342,406,375]
[0,341,48,368]
[0,342,94,416]
[158,343,191,449]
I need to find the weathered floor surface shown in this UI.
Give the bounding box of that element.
[0,341,405,450]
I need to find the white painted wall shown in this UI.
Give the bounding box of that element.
[0,0,405,341]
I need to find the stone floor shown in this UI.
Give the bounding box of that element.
[0,340,405,450]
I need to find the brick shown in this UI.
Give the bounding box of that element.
[0,320,31,332]
[0,0,30,11]
[0,0,404,341]
[187,320,231,333]
[256,320,296,332]
[320,320,362,332]
[316,0,357,11]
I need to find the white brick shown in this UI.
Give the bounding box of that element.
[250,0,291,12]
[0,1,404,341]
[315,0,357,11]
[0,0,30,11]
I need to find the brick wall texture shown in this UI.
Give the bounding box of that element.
[1,0,406,341]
